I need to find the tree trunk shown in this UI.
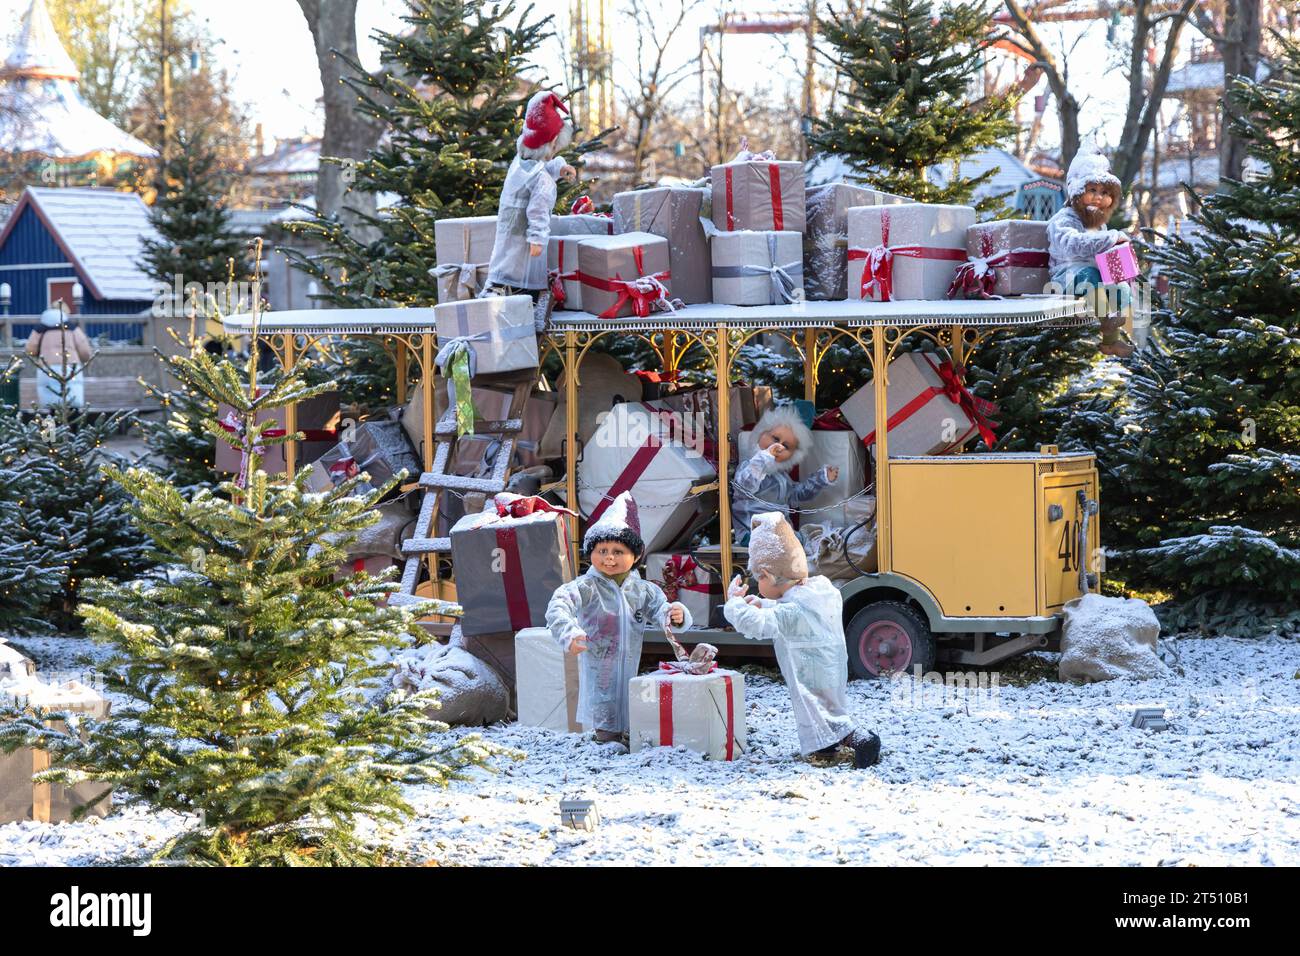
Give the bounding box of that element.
[295,0,384,228]
[1218,0,1263,182]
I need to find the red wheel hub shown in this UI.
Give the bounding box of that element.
[859,620,913,675]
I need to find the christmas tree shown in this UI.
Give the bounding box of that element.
[284,0,609,410]
[0,336,509,865]
[1099,35,1300,635]
[809,0,1019,210]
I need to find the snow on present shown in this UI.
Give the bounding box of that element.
[4,633,1299,866]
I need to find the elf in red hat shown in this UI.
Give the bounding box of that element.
[546,492,691,747]
[481,90,578,320]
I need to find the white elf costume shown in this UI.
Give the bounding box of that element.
[1046,145,1128,292]
[481,91,574,297]
[545,493,692,736]
[731,404,833,545]
[724,512,881,767]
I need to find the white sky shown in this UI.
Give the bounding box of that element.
[3,0,1197,155]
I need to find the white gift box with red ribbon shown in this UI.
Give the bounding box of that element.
[847,203,975,302]
[645,553,725,627]
[576,402,717,554]
[710,159,805,234]
[629,667,746,761]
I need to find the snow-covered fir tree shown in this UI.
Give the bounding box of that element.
[0,339,509,865]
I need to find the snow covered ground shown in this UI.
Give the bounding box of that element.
[3,634,1298,866]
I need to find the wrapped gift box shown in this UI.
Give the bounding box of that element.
[612,187,712,305]
[450,499,576,637]
[645,553,725,627]
[550,213,614,236]
[804,183,908,301]
[1096,242,1139,283]
[648,385,772,466]
[950,220,1050,298]
[215,391,340,475]
[711,230,804,305]
[434,295,539,375]
[737,427,867,529]
[574,233,674,319]
[710,159,805,233]
[432,216,496,302]
[350,420,421,487]
[335,554,394,581]
[547,234,588,312]
[0,678,111,823]
[514,627,582,733]
[577,402,717,554]
[629,668,746,761]
[303,443,375,496]
[347,497,418,559]
[847,203,974,301]
[838,351,996,456]
[516,389,560,468]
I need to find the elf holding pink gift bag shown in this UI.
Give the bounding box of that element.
[1046,143,1135,356]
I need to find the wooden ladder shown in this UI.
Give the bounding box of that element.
[389,369,538,613]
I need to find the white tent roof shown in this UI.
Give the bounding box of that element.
[3,0,78,81]
[1,187,160,301]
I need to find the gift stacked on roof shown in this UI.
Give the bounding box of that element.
[433,294,539,436]
[0,675,112,823]
[804,183,908,300]
[432,216,496,303]
[612,186,713,305]
[576,402,716,553]
[948,220,1051,299]
[629,667,746,761]
[547,212,615,312]
[837,351,998,456]
[848,203,975,301]
[450,494,576,637]
[574,232,679,319]
[711,230,804,305]
[645,553,726,627]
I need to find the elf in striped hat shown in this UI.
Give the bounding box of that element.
[545,492,692,746]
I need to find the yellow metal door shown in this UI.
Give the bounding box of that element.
[1039,470,1100,613]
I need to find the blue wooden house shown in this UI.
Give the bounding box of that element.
[0,186,159,344]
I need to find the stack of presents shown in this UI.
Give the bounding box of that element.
[1,639,112,823]
[418,145,1062,757]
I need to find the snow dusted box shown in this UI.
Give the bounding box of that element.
[611,186,712,305]
[577,402,717,554]
[710,159,806,233]
[629,668,746,761]
[550,213,614,236]
[838,351,987,456]
[847,203,974,301]
[804,183,908,301]
[547,234,587,311]
[575,232,673,319]
[710,230,804,306]
[514,627,582,733]
[950,220,1051,298]
[433,295,539,374]
[432,216,496,302]
[450,505,575,637]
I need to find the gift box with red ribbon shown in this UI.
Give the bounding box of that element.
[611,187,712,305]
[711,230,804,305]
[629,668,746,761]
[574,233,676,319]
[215,391,340,477]
[432,216,496,303]
[948,220,1050,299]
[649,385,772,469]
[847,203,974,302]
[303,442,376,496]
[645,552,725,627]
[805,183,908,301]
[1096,242,1140,284]
[576,402,716,554]
[838,351,998,456]
[450,496,577,637]
[710,159,805,234]
[547,234,588,311]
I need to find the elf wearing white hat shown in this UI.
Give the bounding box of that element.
[724,512,881,768]
[1046,142,1134,355]
[481,91,578,313]
[546,492,692,745]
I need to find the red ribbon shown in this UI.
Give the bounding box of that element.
[587,430,664,524]
[812,407,853,431]
[861,355,999,451]
[494,526,532,630]
[848,210,966,302]
[576,244,673,318]
[723,163,785,231]
[947,232,1050,299]
[571,195,594,215]
[494,496,578,520]
[653,672,736,760]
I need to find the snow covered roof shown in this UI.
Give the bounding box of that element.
[248,138,320,176]
[0,187,160,301]
[806,147,1036,210]
[1166,58,1271,95]
[2,0,78,81]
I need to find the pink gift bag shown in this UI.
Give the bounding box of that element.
[1096,243,1139,283]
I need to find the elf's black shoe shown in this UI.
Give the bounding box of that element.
[850,730,881,768]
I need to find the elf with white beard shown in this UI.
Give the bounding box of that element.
[730,404,839,545]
